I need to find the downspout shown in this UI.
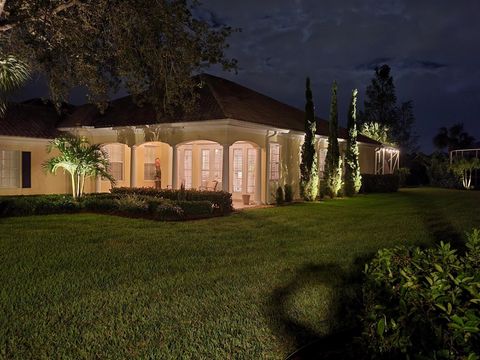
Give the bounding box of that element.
[265,130,277,204]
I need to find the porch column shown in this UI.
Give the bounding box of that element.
[256,148,262,203]
[130,145,137,188]
[222,144,230,192]
[172,145,178,189]
[95,176,101,193]
[265,142,270,204]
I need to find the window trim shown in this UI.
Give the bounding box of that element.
[269,143,280,181]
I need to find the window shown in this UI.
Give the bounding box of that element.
[233,149,243,192]
[183,149,192,189]
[269,143,280,180]
[318,149,327,178]
[144,145,159,180]
[247,148,256,194]
[0,150,20,188]
[103,144,124,181]
[201,149,210,188]
[214,148,222,181]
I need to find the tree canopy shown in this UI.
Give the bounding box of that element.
[361,64,417,153]
[0,0,237,113]
[433,123,476,152]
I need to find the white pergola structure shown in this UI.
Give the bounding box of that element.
[375,146,400,175]
[450,148,480,163]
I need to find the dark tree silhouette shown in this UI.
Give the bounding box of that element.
[433,123,476,152]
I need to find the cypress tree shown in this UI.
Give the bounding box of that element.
[324,81,342,198]
[345,89,362,196]
[299,77,319,201]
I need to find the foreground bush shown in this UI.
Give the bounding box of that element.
[362,229,480,359]
[111,187,232,214]
[360,174,399,193]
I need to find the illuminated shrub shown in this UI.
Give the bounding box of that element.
[361,229,480,358]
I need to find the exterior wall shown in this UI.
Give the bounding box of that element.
[1,120,381,202]
[358,144,377,174]
[0,136,69,196]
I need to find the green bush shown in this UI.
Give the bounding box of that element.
[275,186,284,205]
[153,203,184,220]
[0,195,80,217]
[284,184,293,203]
[361,229,480,359]
[111,187,232,214]
[427,153,460,189]
[176,200,213,218]
[360,174,399,193]
[394,167,410,188]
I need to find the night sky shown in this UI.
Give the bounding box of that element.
[15,0,480,152]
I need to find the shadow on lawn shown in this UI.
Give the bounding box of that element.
[266,260,372,360]
[401,190,464,250]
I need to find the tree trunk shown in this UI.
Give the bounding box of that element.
[71,173,77,199]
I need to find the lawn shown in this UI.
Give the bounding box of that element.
[1,188,479,359]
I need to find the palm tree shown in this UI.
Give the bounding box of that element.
[433,123,475,152]
[0,55,30,116]
[43,135,115,198]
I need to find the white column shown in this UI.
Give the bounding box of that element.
[265,141,270,204]
[95,176,101,193]
[222,144,230,192]
[172,145,178,189]
[256,147,262,204]
[130,145,137,188]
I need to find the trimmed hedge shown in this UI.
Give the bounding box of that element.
[360,174,399,193]
[0,193,216,220]
[110,187,232,214]
[0,195,80,217]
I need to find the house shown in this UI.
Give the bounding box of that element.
[0,74,399,203]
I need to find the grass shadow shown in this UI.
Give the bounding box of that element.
[265,259,373,359]
[401,190,464,250]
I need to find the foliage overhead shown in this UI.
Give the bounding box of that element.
[0,55,29,116]
[433,123,476,152]
[361,122,391,144]
[43,135,115,199]
[344,88,362,196]
[0,0,237,114]
[323,81,343,197]
[299,77,319,201]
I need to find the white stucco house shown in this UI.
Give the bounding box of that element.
[0,74,399,204]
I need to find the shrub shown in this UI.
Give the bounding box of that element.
[114,195,148,214]
[176,200,213,218]
[360,174,399,193]
[111,187,232,214]
[0,195,80,217]
[81,195,118,213]
[284,184,293,203]
[394,167,410,188]
[154,203,184,220]
[275,186,284,205]
[427,153,460,189]
[361,229,480,359]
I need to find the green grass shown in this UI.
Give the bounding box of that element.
[1,188,479,359]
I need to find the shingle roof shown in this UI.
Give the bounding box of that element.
[4,75,380,145]
[60,74,380,145]
[0,100,64,139]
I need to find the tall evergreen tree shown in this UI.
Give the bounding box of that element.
[324,81,342,197]
[361,65,397,129]
[360,64,417,153]
[299,77,319,201]
[344,89,362,196]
